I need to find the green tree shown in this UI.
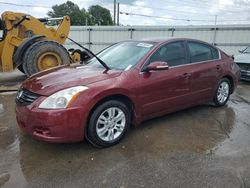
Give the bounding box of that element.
[48,1,85,25]
[48,1,114,26]
[88,5,113,25]
[80,8,95,26]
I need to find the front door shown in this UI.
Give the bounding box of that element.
[137,41,193,117]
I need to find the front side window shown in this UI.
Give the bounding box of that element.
[188,42,219,63]
[148,42,187,67]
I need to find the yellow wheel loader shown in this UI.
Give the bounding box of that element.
[0,11,81,76]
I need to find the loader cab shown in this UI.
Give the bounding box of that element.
[0,18,6,41]
[0,18,3,40]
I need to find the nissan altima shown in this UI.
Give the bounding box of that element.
[15,38,240,147]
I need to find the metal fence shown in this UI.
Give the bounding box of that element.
[1,25,249,55]
[64,25,250,55]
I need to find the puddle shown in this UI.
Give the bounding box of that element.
[7,136,20,153]
[0,127,8,132]
[0,172,10,187]
[0,82,250,187]
[0,91,17,96]
[0,104,3,114]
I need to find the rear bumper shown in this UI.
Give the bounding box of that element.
[16,104,86,143]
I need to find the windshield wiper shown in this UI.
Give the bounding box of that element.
[67,37,110,70]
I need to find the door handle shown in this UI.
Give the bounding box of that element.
[216,65,222,70]
[183,73,191,79]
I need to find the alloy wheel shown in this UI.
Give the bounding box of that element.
[96,107,126,142]
[217,81,229,104]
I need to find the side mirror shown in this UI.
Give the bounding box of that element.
[145,61,169,72]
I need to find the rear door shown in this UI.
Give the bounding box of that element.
[186,41,222,103]
[138,41,193,118]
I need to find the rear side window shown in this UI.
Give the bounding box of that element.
[187,42,219,63]
[149,42,187,67]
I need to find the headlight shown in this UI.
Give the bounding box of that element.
[39,86,88,109]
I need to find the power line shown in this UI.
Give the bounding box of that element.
[1,1,249,24]
[119,2,214,16]
[170,0,249,10]
[118,1,250,23]
[0,2,51,8]
[128,0,250,14]
[118,1,250,21]
[0,0,247,14]
[120,11,214,22]
[158,0,250,13]
[191,0,250,9]
[120,11,250,23]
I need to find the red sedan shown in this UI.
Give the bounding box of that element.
[15,38,240,147]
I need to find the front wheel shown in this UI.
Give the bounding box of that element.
[213,78,231,106]
[86,100,131,148]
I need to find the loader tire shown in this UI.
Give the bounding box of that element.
[22,40,70,76]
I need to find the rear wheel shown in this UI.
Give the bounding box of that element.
[22,40,70,76]
[213,78,231,106]
[86,100,131,148]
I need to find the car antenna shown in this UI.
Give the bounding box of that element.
[67,37,110,70]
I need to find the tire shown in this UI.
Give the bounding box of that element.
[213,78,231,107]
[22,40,70,76]
[86,100,131,148]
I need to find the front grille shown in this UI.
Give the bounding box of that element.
[237,63,250,71]
[16,87,40,105]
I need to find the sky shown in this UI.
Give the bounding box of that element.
[0,0,250,25]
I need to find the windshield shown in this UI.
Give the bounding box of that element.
[243,46,250,53]
[87,41,156,70]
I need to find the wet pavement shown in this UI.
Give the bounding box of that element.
[0,70,26,92]
[0,78,250,187]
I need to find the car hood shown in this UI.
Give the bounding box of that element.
[22,64,122,96]
[234,54,250,64]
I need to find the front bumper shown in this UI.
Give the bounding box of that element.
[16,104,86,143]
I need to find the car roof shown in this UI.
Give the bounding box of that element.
[120,37,220,51]
[136,37,202,43]
[130,37,219,49]
[136,37,173,43]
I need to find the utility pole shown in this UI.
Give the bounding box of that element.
[214,15,218,26]
[114,0,116,25]
[213,15,218,45]
[117,2,120,26]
